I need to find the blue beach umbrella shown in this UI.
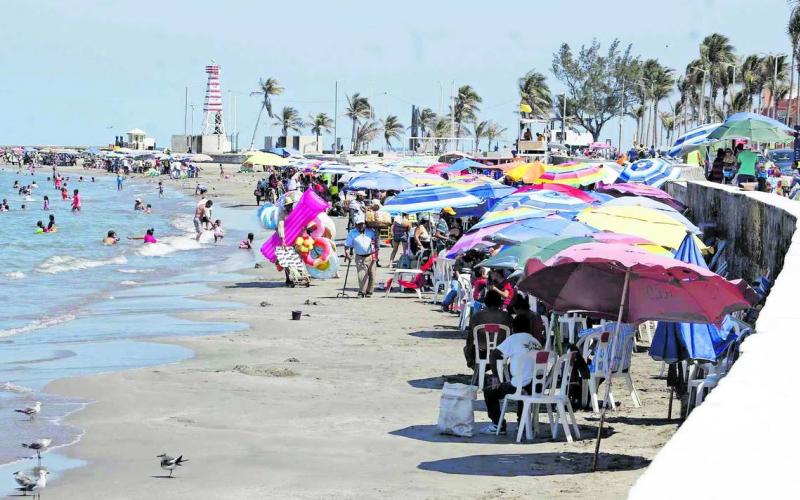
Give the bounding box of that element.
[649,232,737,363]
[346,171,413,192]
[667,123,722,158]
[489,216,596,245]
[441,158,484,174]
[617,158,676,187]
[380,185,482,214]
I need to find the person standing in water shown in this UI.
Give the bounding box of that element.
[116,172,124,191]
[71,189,81,212]
[102,230,119,245]
[46,214,56,232]
[128,228,157,243]
[158,181,164,198]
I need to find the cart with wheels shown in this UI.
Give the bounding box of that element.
[275,246,310,287]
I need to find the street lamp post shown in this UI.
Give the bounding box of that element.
[618,79,625,153]
[561,93,567,145]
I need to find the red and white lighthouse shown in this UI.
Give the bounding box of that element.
[201,63,225,136]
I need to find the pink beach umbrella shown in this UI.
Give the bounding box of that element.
[513,183,598,203]
[446,222,513,258]
[424,163,451,175]
[519,242,756,471]
[597,182,685,211]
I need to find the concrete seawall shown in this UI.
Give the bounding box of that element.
[629,181,800,499]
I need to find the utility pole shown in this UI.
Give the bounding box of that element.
[333,80,338,155]
[561,93,567,145]
[184,86,188,136]
[451,81,456,151]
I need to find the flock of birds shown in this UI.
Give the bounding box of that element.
[10,401,187,497]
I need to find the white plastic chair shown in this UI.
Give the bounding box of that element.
[431,254,454,304]
[472,323,511,391]
[558,312,588,344]
[457,276,473,331]
[637,321,657,345]
[496,350,554,442]
[581,328,641,413]
[539,352,581,442]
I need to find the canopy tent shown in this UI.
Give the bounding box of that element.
[244,151,290,167]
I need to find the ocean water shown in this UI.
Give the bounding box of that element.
[0,167,263,492]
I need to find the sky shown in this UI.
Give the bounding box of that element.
[0,0,794,150]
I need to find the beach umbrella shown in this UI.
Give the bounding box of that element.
[23,146,37,152]
[617,158,676,186]
[588,142,612,150]
[596,182,685,211]
[489,217,596,245]
[505,162,545,183]
[537,163,605,187]
[440,158,484,174]
[445,176,515,200]
[649,232,739,364]
[446,222,514,258]
[83,147,100,155]
[576,205,707,252]
[424,163,451,175]
[707,112,795,143]
[479,236,593,270]
[244,151,290,167]
[492,189,591,216]
[513,183,599,203]
[668,122,722,158]
[402,171,448,186]
[589,231,673,256]
[380,185,482,214]
[470,206,556,231]
[601,197,700,234]
[518,242,756,470]
[347,171,413,191]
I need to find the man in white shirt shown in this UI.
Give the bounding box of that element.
[482,315,543,434]
[344,213,377,297]
[348,191,366,229]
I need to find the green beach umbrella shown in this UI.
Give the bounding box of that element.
[708,112,796,143]
[478,236,592,270]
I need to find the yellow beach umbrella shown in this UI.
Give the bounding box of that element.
[244,151,290,167]
[505,162,545,183]
[577,206,708,252]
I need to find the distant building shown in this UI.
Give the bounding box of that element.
[170,62,232,154]
[264,135,321,155]
[116,128,155,150]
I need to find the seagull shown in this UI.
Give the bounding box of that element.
[157,453,188,477]
[15,402,41,420]
[15,469,48,498]
[22,438,52,459]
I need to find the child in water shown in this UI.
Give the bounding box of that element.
[47,214,56,232]
[144,204,152,214]
[42,195,49,210]
[213,219,224,243]
[36,220,46,233]
[239,232,255,249]
[71,189,81,212]
[128,228,157,244]
[60,187,68,201]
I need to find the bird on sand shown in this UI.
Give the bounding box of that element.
[157,453,188,477]
[22,438,52,459]
[14,469,48,498]
[15,402,42,421]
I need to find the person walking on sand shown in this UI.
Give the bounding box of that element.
[344,213,377,298]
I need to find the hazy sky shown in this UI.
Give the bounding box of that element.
[0,0,793,149]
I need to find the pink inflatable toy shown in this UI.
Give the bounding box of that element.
[261,189,329,263]
[308,213,336,240]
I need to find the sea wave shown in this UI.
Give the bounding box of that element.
[3,271,26,280]
[0,382,33,393]
[137,236,204,257]
[36,255,128,274]
[0,314,77,338]
[119,280,141,286]
[117,268,154,274]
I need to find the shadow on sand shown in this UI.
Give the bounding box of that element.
[417,451,650,477]
[225,281,290,289]
[407,374,471,390]
[391,423,615,445]
[408,329,464,340]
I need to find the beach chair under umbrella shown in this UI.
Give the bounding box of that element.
[518,242,757,471]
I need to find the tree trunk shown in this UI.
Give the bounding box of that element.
[791,47,797,126]
[699,72,707,124]
[249,104,265,151]
[652,99,658,148]
[796,64,800,126]
[351,119,357,153]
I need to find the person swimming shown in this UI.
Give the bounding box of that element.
[134,198,144,211]
[102,230,119,245]
[36,220,46,233]
[128,228,157,244]
[144,204,152,214]
[239,232,255,249]
[47,214,56,232]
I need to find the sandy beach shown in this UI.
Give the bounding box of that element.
[32,169,679,499]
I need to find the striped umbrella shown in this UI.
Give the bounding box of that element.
[380,185,481,214]
[617,158,675,186]
[401,171,448,186]
[667,123,722,158]
[493,189,590,214]
[513,183,599,203]
[446,222,514,258]
[537,163,605,187]
[479,236,593,270]
[602,196,700,234]
[347,171,414,191]
[470,206,555,231]
[489,217,596,245]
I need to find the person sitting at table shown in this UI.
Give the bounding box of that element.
[482,314,544,434]
[464,290,512,370]
[509,293,545,346]
[487,269,515,310]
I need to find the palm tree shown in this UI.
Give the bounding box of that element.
[698,34,735,123]
[345,93,371,152]
[659,112,675,147]
[249,77,283,150]
[518,71,552,119]
[789,9,800,124]
[308,112,333,151]
[761,54,788,119]
[354,121,380,153]
[432,117,452,154]
[650,63,675,147]
[739,54,763,112]
[273,106,303,138]
[418,108,436,151]
[485,122,507,152]
[453,85,482,138]
[380,115,404,150]
[472,120,489,151]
